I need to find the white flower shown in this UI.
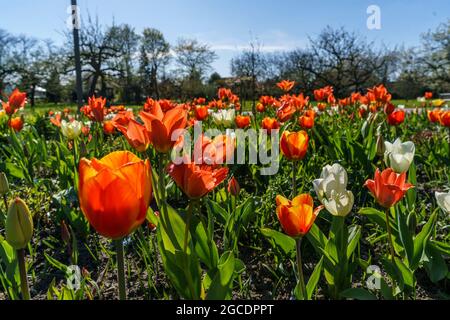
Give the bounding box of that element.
[313,163,354,217]
[384,138,415,173]
[105,113,116,121]
[61,120,82,140]
[417,97,426,103]
[212,109,235,127]
[435,191,450,214]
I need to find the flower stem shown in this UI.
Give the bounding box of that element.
[292,161,297,197]
[183,201,194,254]
[385,208,396,264]
[17,248,30,300]
[114,238,126,300]
[3,194,8,215]
[295,237,307,300]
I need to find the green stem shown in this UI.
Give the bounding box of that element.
[183,201,194,254]
[3,194,8,214]
[17,248,30,300]
[295,237,307,300]
[292,161,297,197]
[114,238,126,300]
[385,208,396,264]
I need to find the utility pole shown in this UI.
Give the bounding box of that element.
[71,0,83,110]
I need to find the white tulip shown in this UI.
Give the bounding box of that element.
[212,109,235,127]
[313,163,354,217]
[384,138,415,173]
[435,191,450,214]
[61,120,82,140]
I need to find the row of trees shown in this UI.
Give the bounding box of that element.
[0,16,448,105]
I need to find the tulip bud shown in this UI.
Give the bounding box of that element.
[228,176,240,196]
[61,220,71,244]
[5,198,33,249]
[407,212,417,234]
[376,134,385,157]
[0,172,9,195]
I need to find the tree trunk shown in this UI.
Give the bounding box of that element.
[89,73,99,97]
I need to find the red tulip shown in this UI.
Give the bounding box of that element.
[364,168,413,208]
[387,109,405,126]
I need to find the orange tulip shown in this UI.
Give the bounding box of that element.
[299,115,314,129]
[193,134,235,165]
[256,103,265,113]
[261,117,280,134]
[277,102,296,122]
[218,88,233,100]
[439,111,450,127]
[424,92,433,100]
[277,80,295,92]
[112,110,135,127]
[364,168,413,208]
[8,117,24,132]
[387,109,405,126]
[116,119,150,153]
[167,159,229,199]
[50,113,62,127]
[260,95,275,107]
[195,105,209,121]
[235,115,251,128]
[103,121,115,135]
[367,84,391,104]
[280,130,309,161]
[227,176,240,196]
[78,151,152,239]
[140,103,187,153]
[427,109,441,123]
[87,96,106,122]
[2,102,14,116]
[351,92,361,104]
[299,110,315,129]
[8,88,27,109]
[276,194,323,237]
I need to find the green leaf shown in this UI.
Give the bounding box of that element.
[306,223,327,255]
[411,212,436,270]
[206,199,229,225]
[306,256,324,299]
[206,251,236,300]
[156,203,202,299]
[396,207,414,267]
[347,225,361,259]
[260,228,295,257]
[359,207,389,231]
[405,162,417,210]
[193,217,219,270]
[394,257,414,290]
[423,242,448,283]
[340,288,377,300]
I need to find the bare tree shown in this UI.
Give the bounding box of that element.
[65,14,126,98]
[419,20,450,91]
[140,28,170,99]
[307,26,395,95]
[174,38,217,80]
[231,40,266,113]
[0,29,19,93]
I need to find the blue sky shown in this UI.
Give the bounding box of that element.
[1,0,449,76]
